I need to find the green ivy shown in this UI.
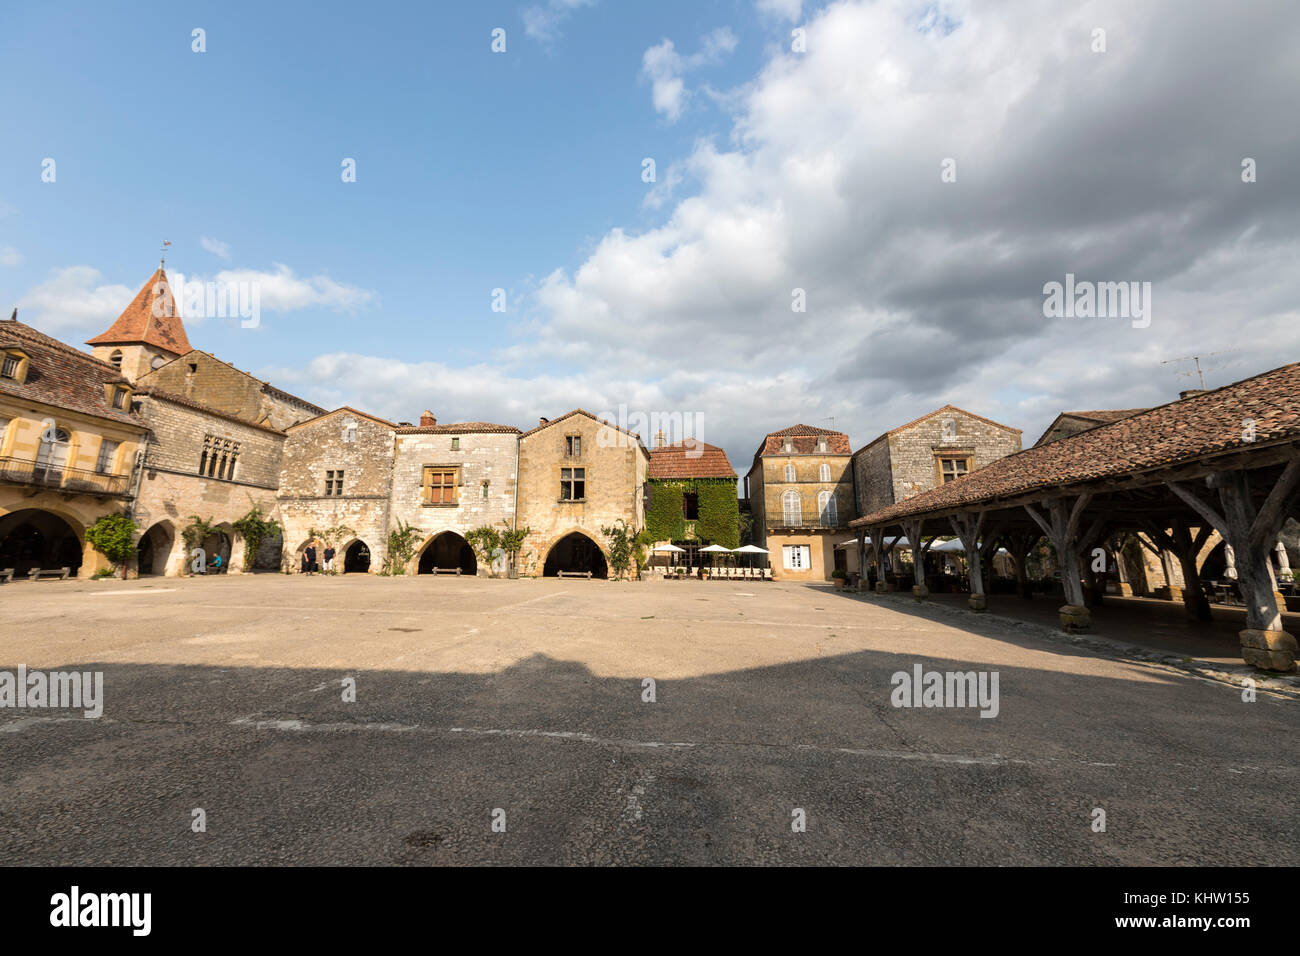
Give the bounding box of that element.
[85,513,138,578]
[645,478,739,548]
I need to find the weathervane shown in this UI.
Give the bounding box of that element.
[160,239,171,268]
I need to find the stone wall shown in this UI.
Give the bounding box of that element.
[137,352,320,431]
[388,428,518,574]
[851,439,893,516]
[516,414,646,576]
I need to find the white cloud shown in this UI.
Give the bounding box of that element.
[757,0,804,21]
[522,0,598,44]
[199,264,377,314]
[200,236,231,260]
[641,27,739,122]
[17,267,134,334]
[0,246,20,267]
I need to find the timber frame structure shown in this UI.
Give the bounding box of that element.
[850,361,1300,671]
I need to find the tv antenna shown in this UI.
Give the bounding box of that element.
[1160,350,1239,390]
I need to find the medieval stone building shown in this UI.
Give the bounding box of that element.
[646,435,739,568]
[745,424,853,581]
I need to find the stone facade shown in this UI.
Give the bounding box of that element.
[136,351,324,431]
[746,426,853,582]
[516,411,647,578]
[132,392,286,575]
[853,405,1022,517]
[278,408,397,573]
[388,420,518,575]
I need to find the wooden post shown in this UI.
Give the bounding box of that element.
[901,517,928,600]
[1169,460,1300,671]
[1024,494,1093,631]
[950,511,987,611]
[1140,520,1213,621]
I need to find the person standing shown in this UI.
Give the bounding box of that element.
[300,550,309,575]
[305,543,318,574]
[323,545,336,573]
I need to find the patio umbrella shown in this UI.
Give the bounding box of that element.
[699,543,732,572]
[733,543,769,569]
[653,542,685,572]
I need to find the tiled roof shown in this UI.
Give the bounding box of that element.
[852,361,1300,527]
[756,424,852,457]
[85,266,193,355]
[286,406,398,432]
[1064,409,1149,423]
[134,387,288,436]
[854,404,1021,457]
[649,440,737,479]
[518,409,648,450]
[0,314,144,428]
[396,421,520,435]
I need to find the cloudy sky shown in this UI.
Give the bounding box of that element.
[2,0,1297,471]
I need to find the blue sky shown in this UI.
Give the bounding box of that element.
[3,0,1298,468]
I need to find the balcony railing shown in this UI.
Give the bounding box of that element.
[0,456,131,496]
[769,515,846,531]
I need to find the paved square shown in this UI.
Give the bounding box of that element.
[1,574,1296,865]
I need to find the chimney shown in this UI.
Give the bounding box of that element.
[655,429,665,448]
[1179,389,1206,400]
[539,417,549,426]
[420,410,437,427]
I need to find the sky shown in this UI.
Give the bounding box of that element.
[2,0,1299,474]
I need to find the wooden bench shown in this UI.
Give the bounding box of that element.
[432,568,462,575]
[28,567,71,581]
[0,568,14,583]
[556,570,592,579]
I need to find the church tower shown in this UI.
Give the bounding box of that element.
[86,261,193,382]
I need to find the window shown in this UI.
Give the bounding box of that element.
[818,490,837,526]
[0,417,8,448]
[784,463,796,482]
[560,467,586,500]
[111,387,128,409]
[941,418,957,440]
[342,419,357,443]
[817,438,828,453]
[422,467,458,504]
[481,480,490,499]
[199,435,240,481]
[783,545,811,570]
[819,463,831,482]
[782,489,801,526]
[325,470,344,496]
[0,354,18,379]
[565,435,582,457]
[35,427,70,479]
[109,350,123,371]
[939,456,970,483]
[95,439,119,475]
[451,437,460,450]
[782,439,793,453]
[683,492,699,520]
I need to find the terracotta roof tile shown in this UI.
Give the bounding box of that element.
[649,440,737,479]
[396,421,520,435]
[85,266,193,354]
[852,362,1300,527]
[755,424,852,457]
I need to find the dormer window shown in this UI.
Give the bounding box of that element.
[782,439,793,453]
[104,383,132,409]
[816,438,828,453]
[1,348,30,383]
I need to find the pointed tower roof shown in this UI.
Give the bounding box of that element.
[86,263,193,354]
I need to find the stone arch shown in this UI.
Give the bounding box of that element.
[342,538,372,574]
[0,507,85,576]
[542,529,608,579]
[416,531,476,575]
[136,520,176,576]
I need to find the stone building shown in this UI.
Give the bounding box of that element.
[389,411,519,575]
[1032,408,1148,447]
[0,311,147,577]
[131,389,287,575]
[745,424,853,581]
[278,407,397,574]
[136,349,323,431]
[515,409,648,578]
[852,405,1022,517]
[646,435,739,567]
[85,263,192,383]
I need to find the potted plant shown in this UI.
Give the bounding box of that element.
[832,568,848,589]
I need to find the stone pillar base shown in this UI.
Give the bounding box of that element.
[1059,604,1091,632]
[1117,583,1133,596]
[1167,585,1183,602]
[875,581,890,593]
[968,593,987,612]
[912,585,929,602]
[1239,629,1297,672]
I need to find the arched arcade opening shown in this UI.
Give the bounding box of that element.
[136,521,175,576]
[0,509,84,576]
[543,531,608,579]
[418,532,476,575]
[343,540,371,573]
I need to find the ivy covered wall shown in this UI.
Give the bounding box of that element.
[645,478,739,548]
